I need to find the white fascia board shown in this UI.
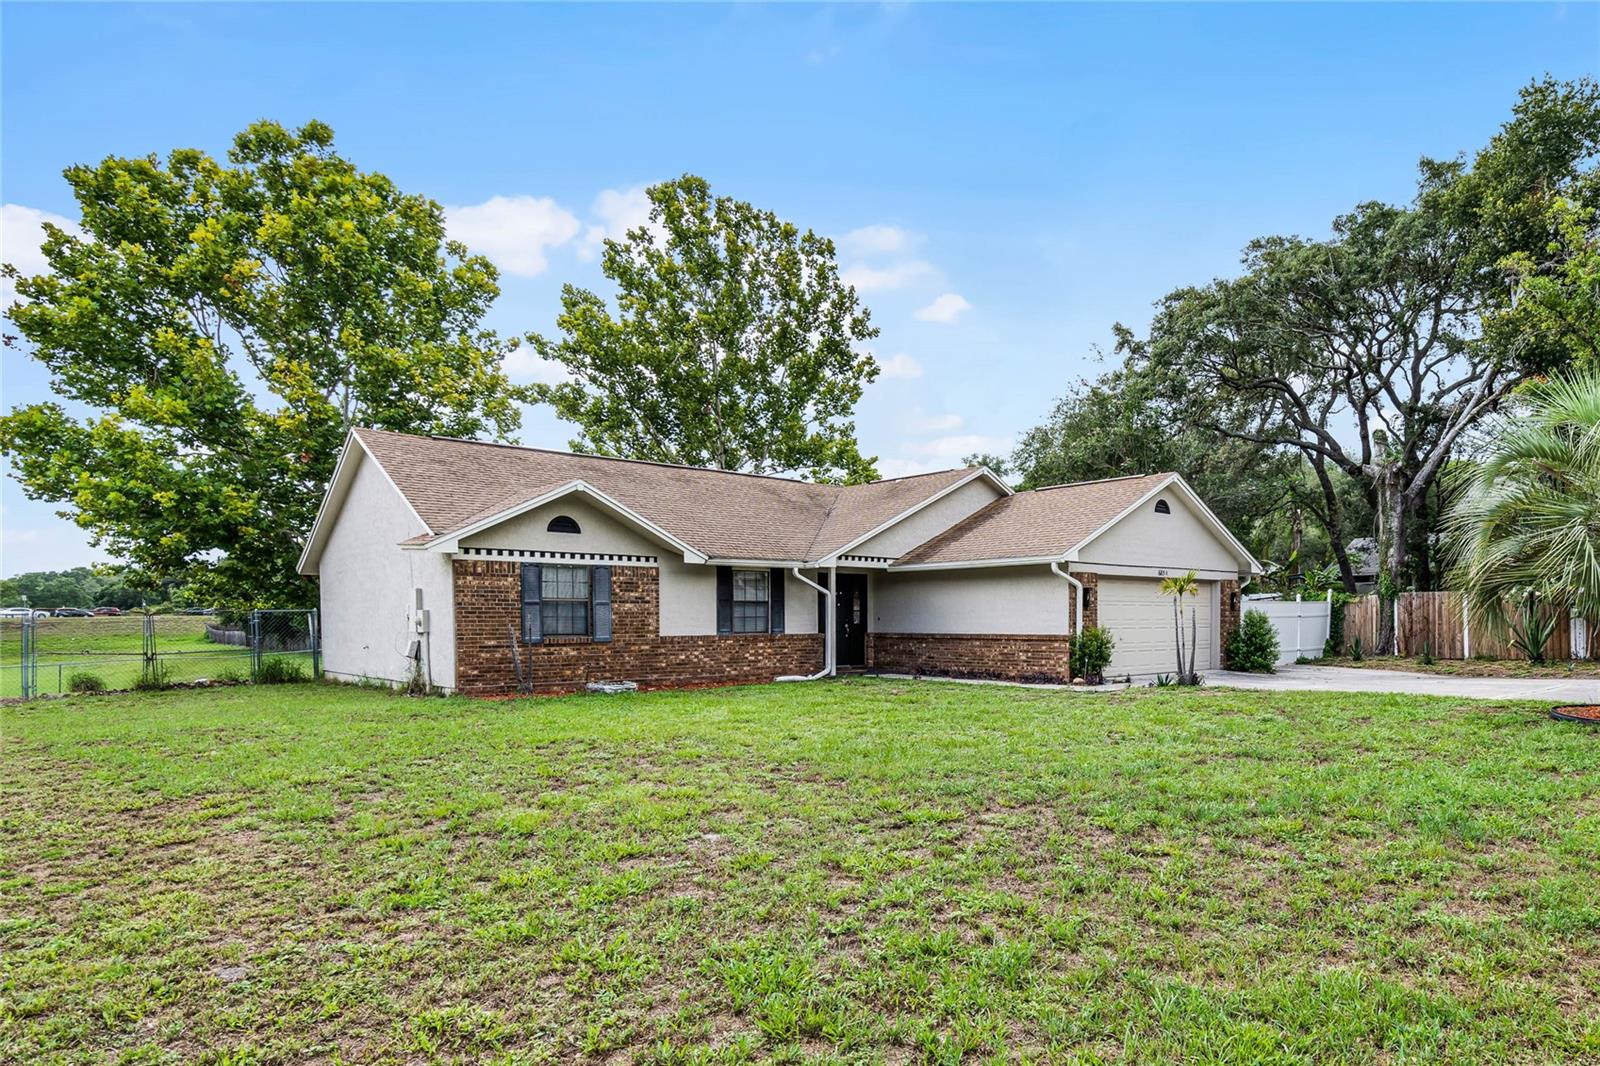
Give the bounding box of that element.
[297,431,433,576]
[886,554,1064,572]
[815,467,1012,566]
[422,480,709,563]
[704,558,812,569]
[1063,473,1263,576]
[1072,562,1242,581]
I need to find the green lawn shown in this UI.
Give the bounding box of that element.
[3,679,1598,1064]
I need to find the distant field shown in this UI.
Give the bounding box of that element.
[0,615,259,695]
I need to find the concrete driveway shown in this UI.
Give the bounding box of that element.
[1208,663,1599,703]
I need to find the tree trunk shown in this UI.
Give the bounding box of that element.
[1173,599,1184,679]
[1373,468,1408,656]
[1188,605,1199,681]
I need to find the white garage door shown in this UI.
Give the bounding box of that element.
[1097,578,1215,678]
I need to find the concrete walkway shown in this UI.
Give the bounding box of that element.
[1208,663,1599,703]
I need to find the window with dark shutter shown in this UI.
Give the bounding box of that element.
[591,565,612,642]
[520,563,543,643]
[540,564,590,636]
[731,569,769,633]
[716,566,733,634]
[768,568,785,634]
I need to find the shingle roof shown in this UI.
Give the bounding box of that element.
[893,473,1174,565]
[353,428,978,562]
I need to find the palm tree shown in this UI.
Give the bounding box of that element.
[1443,371,1600,653]
[1159,570,1201,683]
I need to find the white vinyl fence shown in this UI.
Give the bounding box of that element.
[1245,597,1332,665]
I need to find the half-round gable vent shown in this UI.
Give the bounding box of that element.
[547,515,581,534]
[1153,499,1171,515]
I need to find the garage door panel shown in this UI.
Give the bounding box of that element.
[1097,578,1214,678]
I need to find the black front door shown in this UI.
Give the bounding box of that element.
[835,574,868,667]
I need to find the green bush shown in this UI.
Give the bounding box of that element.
[68,671,106,694]
[1226,609,1280,673]
[1069,625,1116,684]
[257,656,308,684]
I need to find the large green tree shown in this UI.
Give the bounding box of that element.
[1136,79,1599,654]
[527,175,881,483]
[1,120,525,607]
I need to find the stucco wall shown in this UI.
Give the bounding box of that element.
[458,495,817,637]
[872,565,1072,635]
[850,477,1004,560]
[318,454,456,689]
[1075,489,1240,573]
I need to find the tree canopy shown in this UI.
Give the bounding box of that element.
[1003,77,1600,641]
[1,120,525,607]
[526,176,882,483]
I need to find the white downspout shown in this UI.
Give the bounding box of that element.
[1050,561,1084,636]
[777,566,834,681]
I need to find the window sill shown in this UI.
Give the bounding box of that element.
[539,635,594,645]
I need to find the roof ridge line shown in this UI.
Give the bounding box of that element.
[357,427,966,490]
[1030,472,1171,492]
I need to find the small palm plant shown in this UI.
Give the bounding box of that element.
[1444,371,1600,665]
[1159,569,1201,684]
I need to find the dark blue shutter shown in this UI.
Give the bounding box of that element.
[521,563,543,644]
[591,565,612,642]
[716,566,733,634]
[816,572,829,634]
[769,568,785,634]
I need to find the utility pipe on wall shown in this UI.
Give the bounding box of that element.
[777,566,834,681]
[1050,561,1085,636]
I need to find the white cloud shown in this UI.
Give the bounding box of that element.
[839,224,913,257]
[580,186,655,259]
[841,259,935,292]
[907,433,1012,460]
[502,345,573,385]
[914,292,972,324]
[877,352,922,380]
[910,412,963,432]
[445,195,581,277]
[2,204,82,304]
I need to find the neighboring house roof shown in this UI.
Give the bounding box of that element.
[1345,537,1379,576]
[341,428,989,564]
[894,473,1172,566]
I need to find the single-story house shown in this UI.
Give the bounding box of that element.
[297,429,1262,694]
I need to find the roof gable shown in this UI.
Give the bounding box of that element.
[893,472,1260,574]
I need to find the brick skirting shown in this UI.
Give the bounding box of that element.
[869,632,1073,685]
[454,559,822,695]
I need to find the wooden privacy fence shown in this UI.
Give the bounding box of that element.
[1341,592,1596,660]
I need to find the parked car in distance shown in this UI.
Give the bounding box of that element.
[91,607,123,616]
[179,607,217,615]
[53,607,95,617]
[0,607,32,618]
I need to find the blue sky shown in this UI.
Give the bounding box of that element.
[2,2,1595,576]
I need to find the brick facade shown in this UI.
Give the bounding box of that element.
[1218,578,1242,668]
[868,633,1074,684]
[453,560,822,695]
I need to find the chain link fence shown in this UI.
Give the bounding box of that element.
[1,609,320,698]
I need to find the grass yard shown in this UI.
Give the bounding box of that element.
[3,679,1599,1064]
[1320,655,1600,681]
